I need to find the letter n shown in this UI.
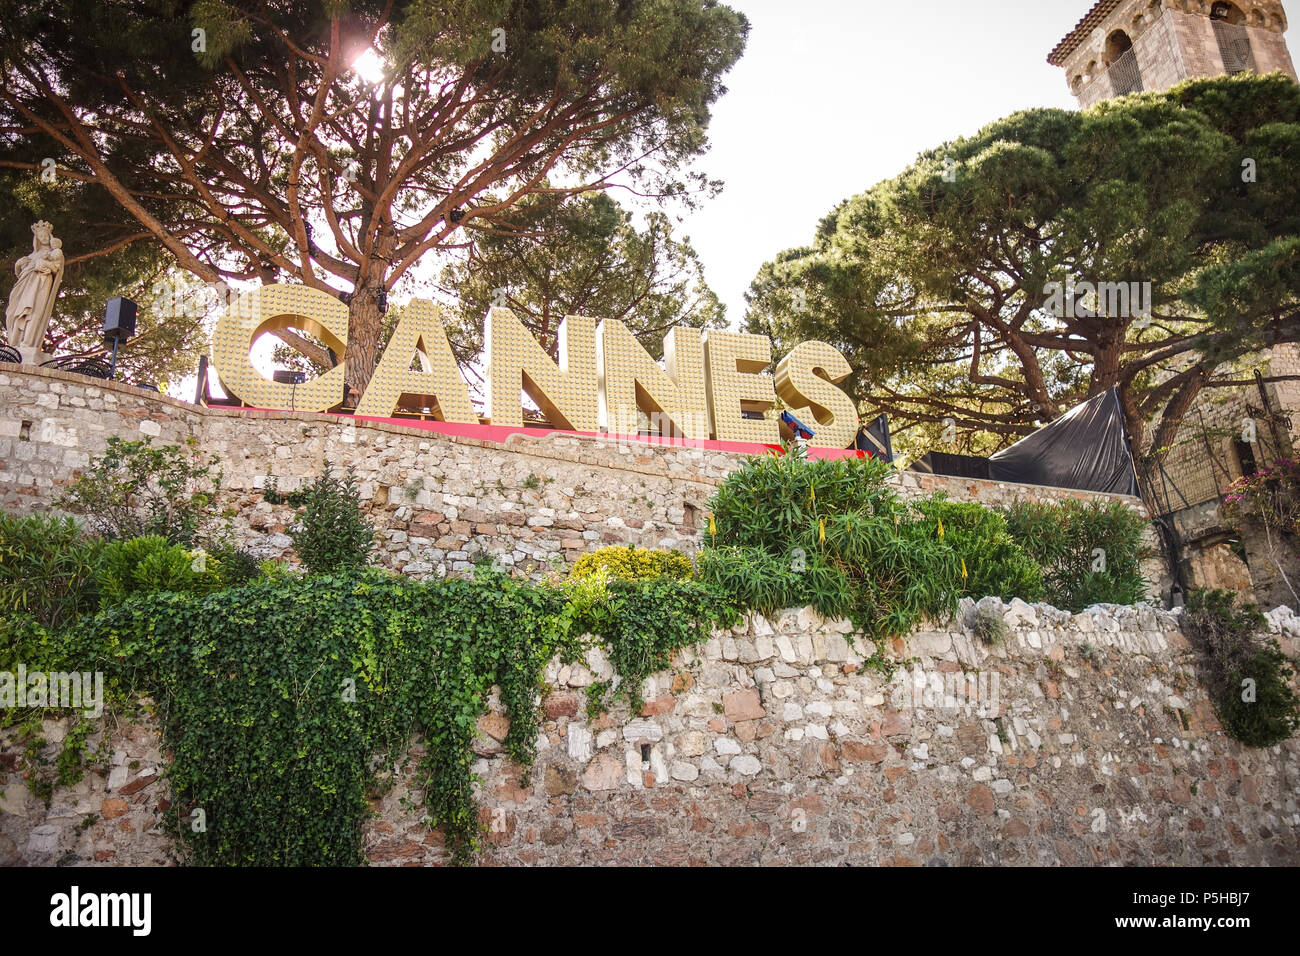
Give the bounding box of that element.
[597,321,709,440]
[484,308,597,431]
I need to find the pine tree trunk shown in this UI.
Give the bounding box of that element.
[344,288,383,402]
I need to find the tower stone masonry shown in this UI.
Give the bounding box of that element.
[1049,0,1296,107]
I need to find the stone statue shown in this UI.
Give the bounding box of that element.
[5,220,64,353]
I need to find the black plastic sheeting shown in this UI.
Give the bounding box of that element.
[909,452,991,479]
[988,387,1139,496]
[855,413,894,462]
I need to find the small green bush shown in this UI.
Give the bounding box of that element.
[0,512,102,629]
[1003,499,1148,611]
[970,604,1011,645]
[258,559,299,582]
[1183,588,1300,748]
[913,495,1044,602]
[570,546,694,581]
[289,466,375,574]
[97,536,224,608]
[206,544,263,588]
[56,436,222,545]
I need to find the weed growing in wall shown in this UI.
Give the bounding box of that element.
[970,605,1011,646]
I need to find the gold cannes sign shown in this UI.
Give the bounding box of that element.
[210,284,861,448]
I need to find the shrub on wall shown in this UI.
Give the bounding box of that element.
[0,513,102,629]
[56,436,222,545]
[1182,588,1300,748]
[1003,499,1148,611]
[911,496,1044,603]
[96,536,225,608]
[699,446,960,639]
[569,545,693,581]
[288,465,376,574]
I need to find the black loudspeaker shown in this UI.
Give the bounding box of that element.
[103,297,137,342]
[272,370,307,384]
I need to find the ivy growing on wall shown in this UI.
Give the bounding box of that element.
[57,564,729,865]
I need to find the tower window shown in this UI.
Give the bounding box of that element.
[1211,3,1256,74]
[1234,439,1258,477]
[1210,2,1245,23]
[1104,31,1144,96]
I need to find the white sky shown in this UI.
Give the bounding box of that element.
[680,0,1300,327]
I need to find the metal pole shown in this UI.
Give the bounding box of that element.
[1254,369,1287,459]
[195,355,209,405]
[108,337,120,380]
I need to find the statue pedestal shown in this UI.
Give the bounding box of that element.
[18,347,52,366]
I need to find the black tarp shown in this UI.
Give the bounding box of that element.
[855,413,894,462]
[908,451,991,479]
[988,387,1139,496]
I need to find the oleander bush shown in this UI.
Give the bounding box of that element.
[698,446,1056,640]
[698,446,959,638]
[0,512,102,629]
[1003,498,1148,611]
[912,495,1045,603]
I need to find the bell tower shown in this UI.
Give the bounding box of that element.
[1048,0,1296,107]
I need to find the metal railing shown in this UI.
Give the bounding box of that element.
[1213,20,1257,75]
[1106,46,1144,96]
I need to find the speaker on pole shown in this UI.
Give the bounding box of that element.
[102,297,137,380]
[103,297,137,342]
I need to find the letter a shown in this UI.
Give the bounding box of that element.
[355,300,476,422]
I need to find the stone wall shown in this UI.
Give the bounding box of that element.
[0,364,1153,581]
[3,598,1298,867]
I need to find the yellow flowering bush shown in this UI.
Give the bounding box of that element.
[569,546,693,581]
